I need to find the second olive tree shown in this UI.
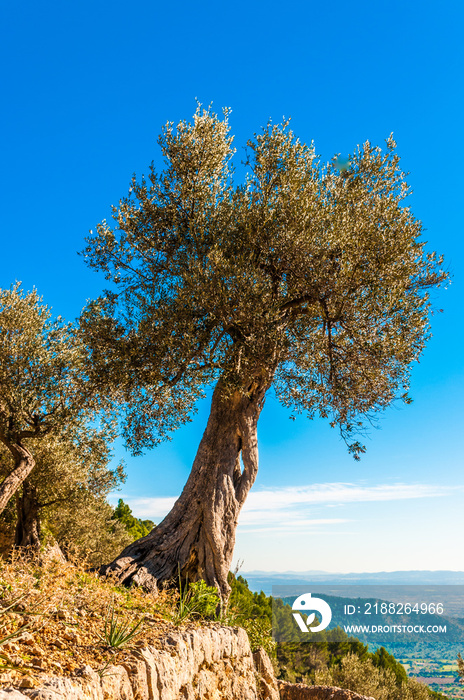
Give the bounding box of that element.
[0,284,118,550]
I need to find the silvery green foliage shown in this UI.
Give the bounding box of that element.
[0,426,130,562]
[0,283,111,443]
[0,284,120,515]
[81,105,447,458]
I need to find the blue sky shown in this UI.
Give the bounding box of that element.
[1,0,463,573]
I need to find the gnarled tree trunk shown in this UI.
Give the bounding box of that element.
[15,479,41,549]
[0,438,35,516]
[101,374,271,603]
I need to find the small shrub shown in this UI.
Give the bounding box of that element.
[241,616,276,656]
[173,579,220,624]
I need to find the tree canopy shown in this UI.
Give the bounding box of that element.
[0,284,115,516]
[0,423,127,554]
[81,105,446,458]
[79,105,448,600]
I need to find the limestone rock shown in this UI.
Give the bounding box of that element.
[2,627,258,700]
[40,543,66,564]
[119,659,149,700]
[19,666,103,700]
[101,666,133,700]
[18,680,34,690]
[253,647,279,700]
[1,626,378,700]
[0,691,31,700]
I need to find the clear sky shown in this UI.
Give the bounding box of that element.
[1,0,463,573]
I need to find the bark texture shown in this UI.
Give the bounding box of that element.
[15,479,41,549]
[101,375,270,602]
[0,439,35,515]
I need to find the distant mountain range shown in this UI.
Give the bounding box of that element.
[240,570,464,595]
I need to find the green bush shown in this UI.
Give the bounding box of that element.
[173,578,220,624]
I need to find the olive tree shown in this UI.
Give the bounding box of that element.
[0,284,111,523]
[0,426,126,552]
[81,106,446,602]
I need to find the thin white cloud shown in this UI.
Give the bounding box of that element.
[115,482,460,535]
[243,482,458,512]
[240,518,350,533]
[238,482,459,533]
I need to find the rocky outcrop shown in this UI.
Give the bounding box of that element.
[0,627,377,700]
[253,647,279,700]
[0,627,258,700]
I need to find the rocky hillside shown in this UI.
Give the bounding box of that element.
[0,625,375,700]
[0,553,426,700]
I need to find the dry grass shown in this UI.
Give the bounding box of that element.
[0,550,197,687]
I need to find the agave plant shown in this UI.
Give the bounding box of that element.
[97,600,144,649]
